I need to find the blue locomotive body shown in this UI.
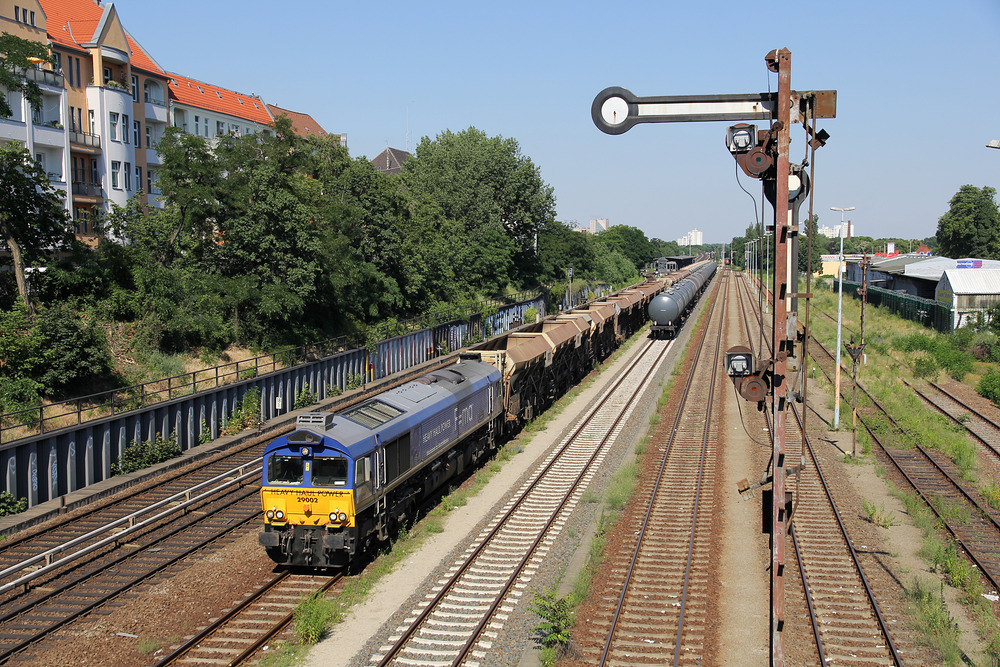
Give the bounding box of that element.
[259,358,502,567]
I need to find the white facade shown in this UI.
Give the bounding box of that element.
[589,217,610,234]
[0,68,72,217]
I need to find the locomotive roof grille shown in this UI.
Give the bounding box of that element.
[342,399,404,429]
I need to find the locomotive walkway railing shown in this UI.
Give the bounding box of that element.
[0,291,541,445]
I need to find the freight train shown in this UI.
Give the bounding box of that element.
[259,276,708,567]
[648,261,717,339]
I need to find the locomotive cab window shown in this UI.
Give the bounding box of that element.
[312,457,349,486]
[267,455,304,484]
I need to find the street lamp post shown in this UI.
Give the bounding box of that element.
[830,205,855,429]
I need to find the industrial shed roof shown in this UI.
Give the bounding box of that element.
[938,269,1000,295]
[904,257,1000,281]
[873,254,936,273]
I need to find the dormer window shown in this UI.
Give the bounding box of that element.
[197,85,203,93]
[216,91,222,99]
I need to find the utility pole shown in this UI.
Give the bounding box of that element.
[592,50,835,666]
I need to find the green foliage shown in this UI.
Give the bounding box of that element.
[345,374,364,391]
[892,332,973,381]
[292,592,336,644]
[0,490,27,517]
[861,498,899,527]
[221,386,262,435]
[0,33,51,119]
[907,579,962,664]
[977,369,1000,406]
[980,479,1000,510]
[293,383,318,409]
[529,588,574,649]
[111,433,182,476]
[936,185,1000,260]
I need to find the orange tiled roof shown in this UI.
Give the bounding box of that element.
[40,1,164,77]
[39,0,102,51]
[167,72,274,125]
[265,104,328,138]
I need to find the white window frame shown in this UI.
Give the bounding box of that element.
[109,112,119,141]
[111,161,121,189]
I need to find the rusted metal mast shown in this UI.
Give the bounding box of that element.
[767,47,792,667]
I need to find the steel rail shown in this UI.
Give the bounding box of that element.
[905,379,1000,462]
[380,334,672,666]
[0,505,262,664]
[739,271,902,665]
[598,272,725,666]
[808,336,1000,593]
[0,468,260,596]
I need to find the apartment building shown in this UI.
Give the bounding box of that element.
[0,0,72,218]
[1,0,335,246]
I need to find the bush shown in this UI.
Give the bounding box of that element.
[978,369,1000,406]
[221,386,262,435]
[529,588,573,649]
[294,383,318,409]
[0,490,27,516]
[111,433,182,476]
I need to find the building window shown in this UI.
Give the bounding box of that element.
[111,161,121,189]
[136,166,142,193]
[203,118,209,137]
[13,6,19,22]
[147,169,153,193]
[146,125,152,148]
[53,53,62,74]
[194,115,199,132]
[109,112,118,141]
[103,67,112,85]
[216,121,225,136]
[122,114,128,141]
[131,75,139,102]
[29,10,34,25]
[75,58,81,88]
[124,162,131,190]
[88,109,95,133]
[69,106,76,131]
[133,120,140,146]
[91,159,99,185]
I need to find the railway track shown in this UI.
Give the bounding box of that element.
[567,271,726,665]
[155,571,343,666]
[371,331,676,665]
[808,334,1000,593]
[736,272,903,665]
[904,378,1000,463]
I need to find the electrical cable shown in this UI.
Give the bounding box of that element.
[732,381,771,448]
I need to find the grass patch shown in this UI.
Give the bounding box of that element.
[861,498,899,527]
[906,578,963,664]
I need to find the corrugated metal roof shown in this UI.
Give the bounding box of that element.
[904,257,1000,281]
[938,269,1000,295]
[874,253,936,273]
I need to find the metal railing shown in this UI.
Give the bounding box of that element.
[71,181,103,198]
[69,130,101,149]
[19,67,64,88]
[0,292,543,444]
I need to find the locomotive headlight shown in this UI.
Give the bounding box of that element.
[338,512,347,522]
[275,510,285,520]
[266,510,275,520]
[328,512,337,522]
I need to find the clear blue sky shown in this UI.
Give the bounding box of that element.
[115,0,999,246]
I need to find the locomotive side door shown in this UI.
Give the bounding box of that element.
[373,436,387,539]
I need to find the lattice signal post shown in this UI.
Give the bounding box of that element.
[593,49,836,666]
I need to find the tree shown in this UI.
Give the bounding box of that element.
[936,185,1000,259]
[0,144,73,304]
[594,225,654,270]
[798,214,823,275]
[403,127,556,287]
[0,32,50,119]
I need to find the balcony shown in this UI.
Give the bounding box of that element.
[19,67,65,89]
[32,123,65,148]
[144,100,168,124]
[71,181,104,202]
[69,130,101,153]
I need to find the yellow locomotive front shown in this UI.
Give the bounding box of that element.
[259,432,360,566]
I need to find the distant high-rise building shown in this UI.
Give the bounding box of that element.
[589,218,610,234]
